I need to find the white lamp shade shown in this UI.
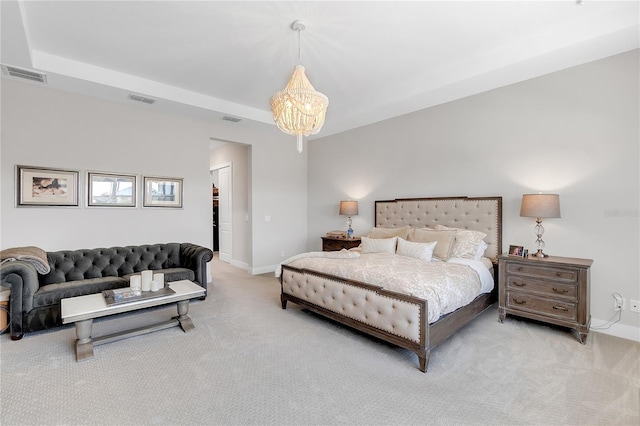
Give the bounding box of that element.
[520,194,561,218]
[339,200,359,216]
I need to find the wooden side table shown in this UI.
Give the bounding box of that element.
[498,254,592,344]
[321,236,361,252]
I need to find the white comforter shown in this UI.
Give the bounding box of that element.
[279,251,494,323]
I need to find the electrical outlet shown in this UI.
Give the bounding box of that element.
[630,299,640,313]
[280,250,285,258]
[613,293,624,310]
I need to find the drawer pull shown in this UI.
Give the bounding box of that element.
[512,298,526,305]
[552,287,568,294]
[552,306,568,312]
[512,281,526,287]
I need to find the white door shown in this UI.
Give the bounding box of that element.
[218,165,232,263]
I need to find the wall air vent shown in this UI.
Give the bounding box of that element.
[128,93,156,104]
[222,116,242,123]
[1,65,47,83]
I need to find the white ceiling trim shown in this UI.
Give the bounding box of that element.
[30,50,274,125]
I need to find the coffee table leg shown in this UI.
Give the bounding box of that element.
[75,319,94,361]
[176,300,195,332]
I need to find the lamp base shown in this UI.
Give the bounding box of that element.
[533,249,549,258]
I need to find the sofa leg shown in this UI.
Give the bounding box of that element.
[11,334,23,341]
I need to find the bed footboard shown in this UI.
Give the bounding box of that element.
[281,265,430,371]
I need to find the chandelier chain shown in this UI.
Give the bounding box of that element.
[297,27,301,64]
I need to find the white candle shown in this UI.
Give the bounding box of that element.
[141,270,153,292]
[153,273,165,288]
[150,280,160,292]
[129,275,141,291]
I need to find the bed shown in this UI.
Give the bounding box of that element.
[279,196,502,372]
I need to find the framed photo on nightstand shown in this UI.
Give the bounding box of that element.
[508,245,525,257]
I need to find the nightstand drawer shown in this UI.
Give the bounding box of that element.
[321,237,361,252]
[506,263,578,283]
[506,292,577,321]
[507,277,577,300]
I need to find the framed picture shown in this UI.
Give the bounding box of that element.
[16,165,79,207]
[87,172,136,207]
[508,245,525,257]
[143,176,183,208]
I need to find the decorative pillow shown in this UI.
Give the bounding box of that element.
[434,225,487,260]
[407,228,456,261]
[396,238,436,262]
[367,226,410,240]
[360,236,398,254]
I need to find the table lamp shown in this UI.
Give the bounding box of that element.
[339,200,359,239]
[520,194,561,258]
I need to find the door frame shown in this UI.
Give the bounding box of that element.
[210,162,232,263]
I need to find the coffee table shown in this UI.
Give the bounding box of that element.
[61,279,205,361]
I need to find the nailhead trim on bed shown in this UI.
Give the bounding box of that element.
[283,270,423,343]
[375,198,501,261]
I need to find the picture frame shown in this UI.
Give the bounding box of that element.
[143,176,183,208]
[508,245,525,257]
[16,165,79,207]
[87,172,136,207]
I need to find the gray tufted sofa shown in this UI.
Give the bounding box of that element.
[0,242,213,340]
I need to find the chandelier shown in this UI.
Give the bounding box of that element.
[270,20,329,153]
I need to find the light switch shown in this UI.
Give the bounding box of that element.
[265,215,271,223]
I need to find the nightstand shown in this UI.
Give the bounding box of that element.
[498,254,593,344]
[321,236,361,252]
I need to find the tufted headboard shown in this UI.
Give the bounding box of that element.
[375,196,502,262]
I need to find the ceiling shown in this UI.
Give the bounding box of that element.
[2,1,638,141]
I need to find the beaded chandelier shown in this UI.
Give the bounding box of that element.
[270,21,329,153]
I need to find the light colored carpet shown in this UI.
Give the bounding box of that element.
[1,258,638,426]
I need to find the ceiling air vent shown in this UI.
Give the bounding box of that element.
[1,65,47,83]
[128,93,156,104]
[222,116,242,123]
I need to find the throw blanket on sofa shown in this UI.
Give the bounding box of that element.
[0,246,50,274]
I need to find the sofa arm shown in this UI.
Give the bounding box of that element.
[1,261,39,340]
[179,243,213,291]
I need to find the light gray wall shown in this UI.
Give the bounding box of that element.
[1,79,309,278]
[207,132,309,275]
[249,138,308,274]
[308,50,639,338]
[1,79,212,251]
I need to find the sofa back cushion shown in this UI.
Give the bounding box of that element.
[40,243,181,285]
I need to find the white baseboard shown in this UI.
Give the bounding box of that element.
[218,258,277,276]
[230,259,249,271]
[591,317,640,342]
[249,264,278,276]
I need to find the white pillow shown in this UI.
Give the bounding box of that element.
[360,236,397,254]
[434,225,487,260]
[475,240,489,260]
[396,238,436,261]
